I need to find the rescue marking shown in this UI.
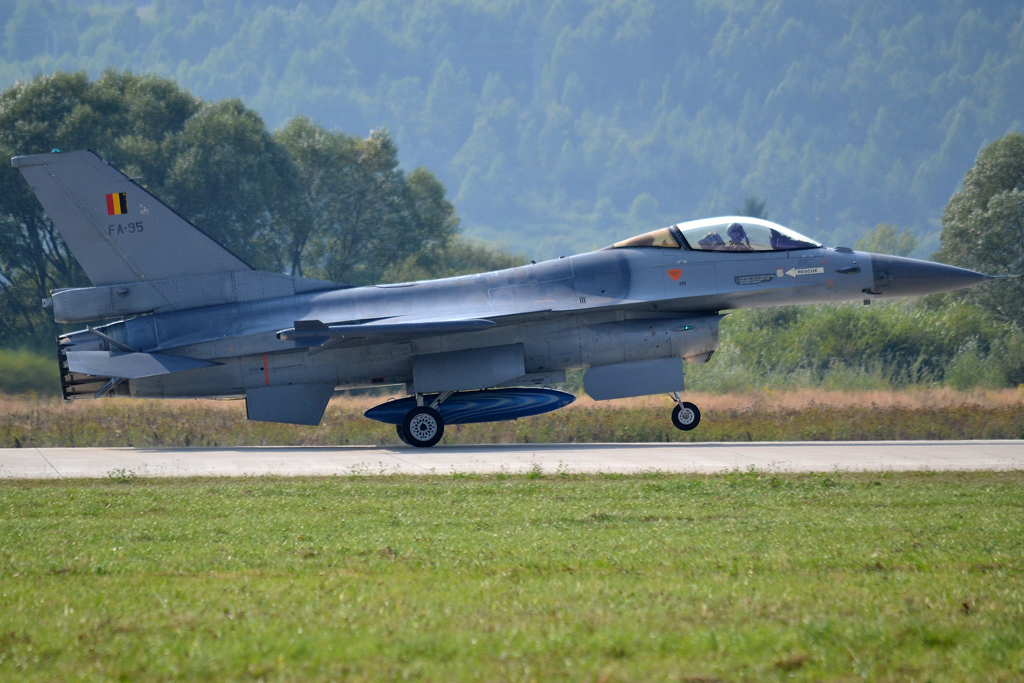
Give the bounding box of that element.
[263,353,269,386]
[735,273,775,285]
[667,268,682,281]
[785,267,825,277]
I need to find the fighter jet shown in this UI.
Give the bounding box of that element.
[12,150,1003,446]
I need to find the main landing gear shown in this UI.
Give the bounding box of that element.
[399,392,451,448]
[669,391,700,431]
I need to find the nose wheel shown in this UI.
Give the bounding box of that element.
[401,405,445,448]
[669,392,700,431]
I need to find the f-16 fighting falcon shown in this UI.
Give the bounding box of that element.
[12,150,1006,447]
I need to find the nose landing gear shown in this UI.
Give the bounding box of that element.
[669,392,700,431]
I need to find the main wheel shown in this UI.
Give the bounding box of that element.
[671,402,700,431]
[395,423,410,445]
[401,406,445,448]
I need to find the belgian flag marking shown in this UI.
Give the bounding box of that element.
[105,192,128,215]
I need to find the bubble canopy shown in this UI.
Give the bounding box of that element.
[612,217,821,252]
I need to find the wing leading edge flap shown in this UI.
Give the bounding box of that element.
[277,318,497,347]
[65,350,221,379]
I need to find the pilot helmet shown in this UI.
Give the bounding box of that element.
[727,223,747,241]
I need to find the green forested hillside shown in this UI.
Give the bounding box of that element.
[2,0,1022,258]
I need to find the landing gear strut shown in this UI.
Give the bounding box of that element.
[399,391,451,448]
[669,392,700,431]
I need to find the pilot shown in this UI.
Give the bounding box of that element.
[725,222,752,251]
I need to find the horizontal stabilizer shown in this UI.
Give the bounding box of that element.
[13,150,250,286]
[65,350,220,379]
[277,318,496,346]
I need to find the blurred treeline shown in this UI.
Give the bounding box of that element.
[0,71,523,351]
[2,1,1023,258]
[684,301,1024,393]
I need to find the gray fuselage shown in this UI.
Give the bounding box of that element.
[62,241,963,400]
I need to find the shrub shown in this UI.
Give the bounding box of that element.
[0,349,60,396]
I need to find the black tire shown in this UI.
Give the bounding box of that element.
[401,406,445,448]
[395,423,410,445]
[671,402,701,431]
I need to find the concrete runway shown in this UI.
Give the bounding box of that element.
[0,441,1022,479]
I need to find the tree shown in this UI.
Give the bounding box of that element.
[278,118,460,285]
[855,223,918,257]
[162,99,303,272]
[936,133,1024,327]
[380,237,525,284]
[273,116,349,276]
[734,196,768,220]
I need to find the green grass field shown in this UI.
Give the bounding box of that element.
[1,472,1022,681]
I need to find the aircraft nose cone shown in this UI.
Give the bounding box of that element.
[869,254,988,297]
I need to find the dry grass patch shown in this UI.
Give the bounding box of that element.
[2,389,1024,447]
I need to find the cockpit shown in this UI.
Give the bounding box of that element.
[611,217,821,252]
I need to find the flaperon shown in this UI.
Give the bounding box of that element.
[12,150,1004,447]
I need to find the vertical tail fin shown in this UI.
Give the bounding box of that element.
[12,150,251,286]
